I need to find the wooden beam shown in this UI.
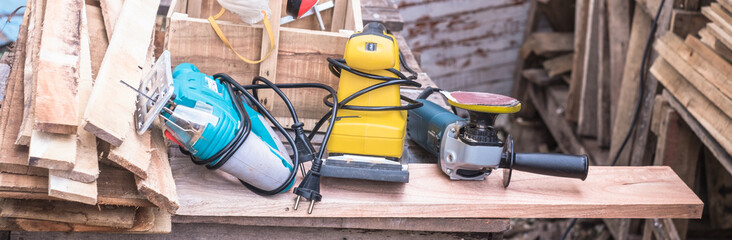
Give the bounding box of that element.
[0,199,135,228]
[15,0,45,146]
[519,32,574,59]
[597,1,612,147]
[331,0,348,31]
[47,9,100,197]
[33,0,83,135]
[670,9,708,38]
[651,96,701,239]
[173,148,701,218]
[258,0,282,111]
[86,4,108,78]
[609,5,652,166]
[654,33,732,120]
[0,4,40,176]
[0,166,153,207]
[541,53,573,78]
[650,59,732,166]
[606,0,630,129]
[663,90,732,175]
[345,0,364,31]
[4,207,171,233]
[82,0,160,147]
[99,0,124,41]
[528,84,587,156]
[566,0,589,122]
[577,0,601,137]
[683,36,732,99]
[135,129,179,214]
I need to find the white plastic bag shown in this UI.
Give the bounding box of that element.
[217,0,272,25]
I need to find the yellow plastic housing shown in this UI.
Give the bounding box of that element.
[326,31,405,159]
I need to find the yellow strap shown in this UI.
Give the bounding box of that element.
[208,8,275,64]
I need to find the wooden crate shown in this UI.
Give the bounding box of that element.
[165,0,362,129]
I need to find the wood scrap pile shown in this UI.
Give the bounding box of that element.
[0,0,176,233]
[649,1,732,160]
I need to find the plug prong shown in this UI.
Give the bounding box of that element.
[308,200,315,214]
[294,196,301,210]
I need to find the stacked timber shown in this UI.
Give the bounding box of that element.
[0,0,176,233]
[651,1,732,229]
[512,0,612,163]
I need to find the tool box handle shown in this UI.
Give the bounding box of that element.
[513,153,589,180]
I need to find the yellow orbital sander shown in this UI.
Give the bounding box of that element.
[318,22,423,183]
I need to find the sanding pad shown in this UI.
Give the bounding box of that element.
[442,91,521,114]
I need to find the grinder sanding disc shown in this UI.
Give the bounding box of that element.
[443,91,521,114]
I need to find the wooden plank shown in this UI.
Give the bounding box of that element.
[577,0,601,137]
[670,10,708,38]
[654,33,732,120]
[0,166,153,207]
[104,31,156,179]
[173,146,701,218]
[331,0,348,31]
[684,36,732,99]
[15,0,45,146]
[607,0,631,129]
[6,207,171,233]
[99,0,124,41]
[566,0,589,122]
[345,0,364,31]
[34,4,99,186]
[135,129,179,214]
[521,68,557,86]
[704,148,732,229]
[663,90,732,175]
[650,59,732,165]
[597,0,612,147]
[541,53,573,78]
[0,199,135,228]
[47,175,97,205]
[33,0,83,135]
[608,5,652,166]
[173,215,510,233]
[537,0,574,32]
[705,23,732,60]
[651,98,701,239]
[166,15,348,130]
[0,4,39,176]
[82,0,160,147]
[258,0,282,111]
[529,84,587,156]
[86,4,109,78]
[519,32,574,59]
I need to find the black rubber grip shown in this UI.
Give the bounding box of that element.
[513,153,589,180]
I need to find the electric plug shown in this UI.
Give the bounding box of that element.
[291,122,317,163]
[293,168,322,214]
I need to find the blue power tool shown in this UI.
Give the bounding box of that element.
[407,88,589,186]
[133,51,295,193]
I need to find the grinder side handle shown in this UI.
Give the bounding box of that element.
[513,153,589,180]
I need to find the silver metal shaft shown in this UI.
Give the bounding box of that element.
[308,200,315,214]
[294,196,301,210]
